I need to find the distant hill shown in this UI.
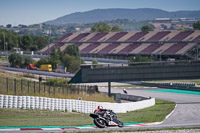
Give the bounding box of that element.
[45,8,200,25]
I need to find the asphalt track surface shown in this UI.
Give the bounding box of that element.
[100,87,200,128]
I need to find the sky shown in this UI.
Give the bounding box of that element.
[0,0,200,26]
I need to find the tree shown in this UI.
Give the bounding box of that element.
[23,56,33,68]
[62,54,73,69]
[64,44,80,58]
[91,23,111,32]
[32,35,48,50]
[8,53,23,67]
[62,54,80,73]
[20,34,33,51]
[92,59,98,64]
[141,25,154,31]
[128,55,152,63]
[178,26,184,31]
[37,58,49,67]
[193,21,200,30]
[68,58,80,73]
[111,26,121,32]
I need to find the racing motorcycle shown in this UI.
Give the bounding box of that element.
[89,106,124,128]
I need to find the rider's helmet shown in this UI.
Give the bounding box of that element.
[98,105,103,110]
[94,105,103,113]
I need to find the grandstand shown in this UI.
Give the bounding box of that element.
[38,30,200,60]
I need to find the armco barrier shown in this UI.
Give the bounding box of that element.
[0,94,155,113]
[142,82,200,92]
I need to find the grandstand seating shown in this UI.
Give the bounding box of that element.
[140,44,162,54]
[38,31,200,57]
[89,43,110,53]
[176,43,197,55]
[194,35,200,41]
[42,43,64,54]
[106,32,128,42]
[98,43,120,54]
[162,43,188,55]
[170,31,194,41]
[118,43,140,54]
[130,43,152,54]
[87,32,108,42]
[147,31,170,41]
[81,43,100,54]
[70,33,90,42]
[126,32,148,41]
[110,43,130,54]
[56,33,72,42]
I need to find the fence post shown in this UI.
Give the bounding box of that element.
[44,83,45,96]
[39,81,40,95]
[21,79,23,94]
[62,85,64,94]
[14,79,16,95]
[48,85,50,96]
[34,81,36,94]
[6,78,8,93]
[28,80,29,94]
[54,85,55,96]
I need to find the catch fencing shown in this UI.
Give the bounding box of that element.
[0,76,97,96]
[0,94,155,113]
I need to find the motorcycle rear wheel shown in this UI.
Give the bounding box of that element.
[94,118,106,128]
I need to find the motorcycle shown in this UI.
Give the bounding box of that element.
[90,107,124,128]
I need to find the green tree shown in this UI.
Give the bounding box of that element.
[193,21,200,30]
[8,53,23,67]
[128,55,152,63]
[111,26,121,32]
[33,35,48,49]
[21,34,33,51]
[23,56,33,68]
[141,25,154,31]
[92,59,98,64]
[64,44,80,58]
[91,23,111,32]
[68,58,80,73]
[178,26,184,31]
[62,54,73,69]
[37,58,49,67]
[62,54,80,73]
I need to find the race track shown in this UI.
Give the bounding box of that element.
[1,87,200,132]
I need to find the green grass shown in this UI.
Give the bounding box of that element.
[118,99,175,123]
[0,99,175,127]
[0,70,114,102]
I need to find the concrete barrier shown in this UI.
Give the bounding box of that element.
[0,94,155,113]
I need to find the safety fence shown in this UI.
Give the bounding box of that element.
[0,76,97,97]
[0,94,155,113]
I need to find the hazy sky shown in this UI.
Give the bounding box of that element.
[0,0,200,26]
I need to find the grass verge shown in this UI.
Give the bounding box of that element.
[0,99,175,127]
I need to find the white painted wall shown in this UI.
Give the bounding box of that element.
[0,94,155,113]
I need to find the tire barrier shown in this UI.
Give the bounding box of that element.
[0,94,155,113]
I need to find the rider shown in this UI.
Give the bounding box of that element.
[95,106,117,122]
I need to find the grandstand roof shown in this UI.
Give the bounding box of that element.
[39,30,200,56]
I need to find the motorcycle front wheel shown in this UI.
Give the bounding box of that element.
[94,118,106,128]
[118,121,124,127]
